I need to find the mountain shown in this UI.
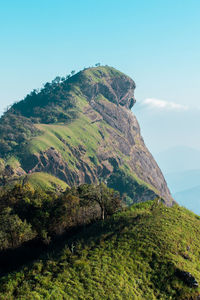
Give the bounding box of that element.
[156,153,200,213]
[165,169,200,215]
[0,66,173,205]
[1,201,200,299]
[174,185,200,215]
[155,146,200,174]
[165,169,200,194]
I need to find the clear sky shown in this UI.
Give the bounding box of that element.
[1,0,200,153]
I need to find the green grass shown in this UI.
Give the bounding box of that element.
[0,65,168,208]
[82,66,129,83]
[22,109,159,200]
[26,112,104,173]
[0,158,4,172]
[1,201,200,299]
[27,172,68,192]
[5,156,20,168]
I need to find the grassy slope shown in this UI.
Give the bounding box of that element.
[0,172,68,193]
[3,109,157,197]
[81,66,128,84]
[26,118,158,197]
[27,172,68,192]
[1,201,200,299]
[29,116,102,162]
[1,66,159,199]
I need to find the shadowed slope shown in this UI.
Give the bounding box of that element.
[1,201,200,299]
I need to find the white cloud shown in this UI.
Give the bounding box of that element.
[142,98,189,111]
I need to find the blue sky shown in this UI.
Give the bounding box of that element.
[1,0,200,153]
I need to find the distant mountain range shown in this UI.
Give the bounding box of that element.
[155,146,200,174]
[174,185,200,214]
[165,169,200,193]
[153,146,200,213]
[165,169,200,215]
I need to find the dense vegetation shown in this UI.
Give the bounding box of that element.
[0,66,123,159]
[11,76,77,123]
[0,113,41,156]
[0,72,79,158]
[0,66,167,208]
[0,201,200,299]
[107,168,158,205]
[0,183,121,250]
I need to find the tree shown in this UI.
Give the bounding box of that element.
[50,193,80,234]
[77,183,121,220]
[66,74,71,80]
[95,183,121,220]
[43,82,51,92]
[0,207,35,250]
[52,76,61,85]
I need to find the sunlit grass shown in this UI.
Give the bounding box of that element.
[1,202,200,299]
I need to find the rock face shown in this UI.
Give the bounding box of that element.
[0,66,174,205]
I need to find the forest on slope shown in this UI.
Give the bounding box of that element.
[0,183,121,251]
[0,200,200,299]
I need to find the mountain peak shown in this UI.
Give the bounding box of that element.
[7,66,136,122]
[0,66,173,206]
[68,65,136,110]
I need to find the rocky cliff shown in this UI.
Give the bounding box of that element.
[0,66,173,205]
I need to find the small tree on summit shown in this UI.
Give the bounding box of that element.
[51,76,61,86]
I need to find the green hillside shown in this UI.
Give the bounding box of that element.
[26,172,68,192]
[0,66,173,205]
[1,201,200,299]
[0,66,124,158]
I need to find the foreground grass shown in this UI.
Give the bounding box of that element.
[1,201,200,299]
